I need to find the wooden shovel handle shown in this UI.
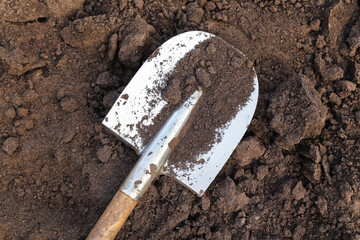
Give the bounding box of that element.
[87,190,137,240]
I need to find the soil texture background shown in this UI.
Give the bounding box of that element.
[1,0,360,239]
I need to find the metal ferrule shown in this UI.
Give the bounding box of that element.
[120,90,202,201]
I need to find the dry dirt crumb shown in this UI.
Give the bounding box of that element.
[268,73,327,149]
[5,108,16,119]
[117,16,159,68]
[96,71,119,88]
[102,90,119,109]
[292,181,307,200]
[2,137,19,155]
[234,136,266,167]
[97,145,112,163]
[214,177,250,213]
[293,225,306,240]
[60,97,79,113]
[17,108,29,118]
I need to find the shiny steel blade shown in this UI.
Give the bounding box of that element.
[102,31,214,154]
[120,90,202,201]
[162,76,259,196]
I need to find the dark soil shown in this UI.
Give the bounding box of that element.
[1,0,360,240]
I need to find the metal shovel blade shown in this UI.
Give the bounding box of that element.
[103,31,258,197]
[103,31,214,154]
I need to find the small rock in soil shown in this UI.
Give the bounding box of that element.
[97,145,112,163]
[201,196,211,211]
[2,137,19,155]
[339,182,354,203]
[62,130,76,143]
[23,90,39,103]
[315,56,344,81]
[17,108,29,118]
[214,177,250,213]
[75,10,89,19]
[276,179,294,200]
[300,145,321,163]
[96,71,119,88]
[234,136,266,167]
[56,87,67,100]
[61,15,122,48]
[133,0,144,9]
[102,90,119,109]
[158,180,171,199]
[268,74,327,149]
[54,148,65,161]
[185,75,196,85]
[309,19,321,31]
[337,80,356,98]
[162,78,181,105]
[187,3,204,24]
[5,108,16,119]
[292,225,306,240]
[119,0,128,11]
[329,92,341,105]
[284,228,292,238]
[302,159,322,183]
[315,196,328,216]
[231,56,246,68]
[60,97,79,113]
[24,119,34,130]
[107,33,118,61]
[12,93,23,107]
[327,1,356,50]
[315,0,325,6]
[322,65,344,82]
[207,66,217,74]
[195,68,211,88]
[204,2,216,11]
[255,165,269,181]
[292,181,307,200]
[205,43,217,54]
[118,16,158,68]
[316,35,326,49]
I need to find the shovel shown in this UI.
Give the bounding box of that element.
[87,31,258,240]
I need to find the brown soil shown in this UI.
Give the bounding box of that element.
[1,0,360,240]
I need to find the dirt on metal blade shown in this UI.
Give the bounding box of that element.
[137,36,255,175]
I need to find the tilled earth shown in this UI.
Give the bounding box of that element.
[1,0,360,239]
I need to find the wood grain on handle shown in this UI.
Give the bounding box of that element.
[87,190,137,240]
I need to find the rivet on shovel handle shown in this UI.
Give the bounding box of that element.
[86,190,137,240]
